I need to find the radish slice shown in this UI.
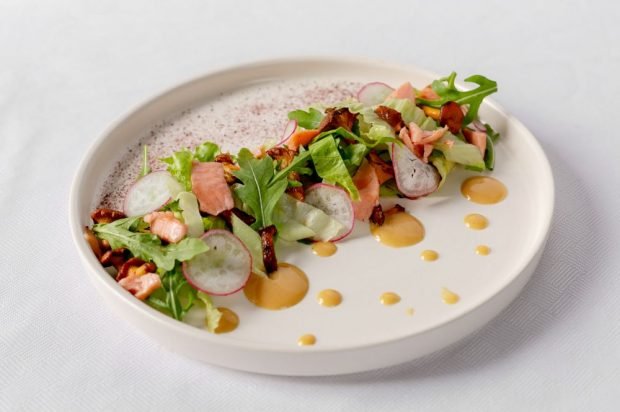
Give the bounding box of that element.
[391,143,441,199]
[123,171,183,216]
[357,82,394,106]
[183,230,252,296]
[276,119,297,146]
[304,184,355,241]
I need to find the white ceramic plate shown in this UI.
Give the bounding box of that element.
[69,58,554,376]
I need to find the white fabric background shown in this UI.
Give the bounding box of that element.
[1,0,619,410]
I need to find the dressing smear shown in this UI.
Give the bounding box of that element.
[317,289,342,307]
[380,292,401,306]
[214,308,239,334]
[461,176,507,204]
[441,288,460,305]
[298,334,316,346]
[312,241,337,257]
[370,212,424,247]
[464,213,488,230]
[244,263,309,310]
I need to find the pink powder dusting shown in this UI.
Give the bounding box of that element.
[97,80,361,209]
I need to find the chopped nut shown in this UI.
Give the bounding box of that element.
[259,225,278,275]
[83,227,102,258]
[117,257,157,281]
[91,208,126,224]
[374,105,405,132]
[99,248,128,271]
[422,105,441,121]
[369,204,385,226]
[439,101,464,134]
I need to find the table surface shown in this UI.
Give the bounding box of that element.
[2,1,619,410]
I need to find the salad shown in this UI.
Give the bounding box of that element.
[84,72,499,332]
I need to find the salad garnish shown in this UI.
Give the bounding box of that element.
[86,72,499,332]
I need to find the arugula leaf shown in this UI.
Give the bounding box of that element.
[417,72,498,125]
[484,123,500,143]
[194,142,220,162]
[196,291,222,333]
[233,148,288,229]
[308,135,359,200]
[93,217,208,271]
[160,149,193,191]
[141,145,150,177]
[147,263,197,320]
[273,150,312,182]
[288,107,324,129]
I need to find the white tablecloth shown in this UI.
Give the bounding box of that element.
[2,1,619,410]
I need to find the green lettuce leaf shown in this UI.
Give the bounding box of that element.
[434,134,485,171]
[417,72,498,125]
[160,149,193,191]
[194,142,220,162]
[308,135,359,200]
[287,107,324,129]
[429,150,455,189]
[196,291,222,333]
[231,214,266,276]
[233,148,288,229]
[140,145,150,177]
[341,143,368,175]
[177,192,204,238]
[93,217,208,271]
[273,194,344,241]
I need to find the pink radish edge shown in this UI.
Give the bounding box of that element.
[305,183,355,242]
[275,119,297,147]
[356,82,394,106]
[123,171,177,216]
[390,143,438,199]
[182,229,253,296]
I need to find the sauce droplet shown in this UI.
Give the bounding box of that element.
[475,245,491,255]
[311,241,337,257]
[243,263,309,310]
[464,213,488,230]
[370,212,424,248]
[405,307,415,316]
[420,249,439,261]
[461,176,507,204]
[317,289,342,307]
[298,334,316,346]
[380,292,401,306]
[213,307,239,334]
[441,288,460,305]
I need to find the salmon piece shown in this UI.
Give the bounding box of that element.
[287,129,320,151]
[463,128,487,156]
[144,211,188,243]
[367,152,394,185]
[419,86,439,100]
[118,272,161,300]
[191,162,235,216]
[389,82,416,103]
[352,160,379,221]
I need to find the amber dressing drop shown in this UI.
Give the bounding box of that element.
[380,292,401,306]
[441,288,460,305]
[311,241,337,257]
[298,334,316,346]
[243,263,309,310]
[317,289,342,307]
[464,213,488,230]
[420,250,439,261]
[370,212,424,248]
[213,307,239,334]
[475,245,491,255]
[461,176,507,204]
